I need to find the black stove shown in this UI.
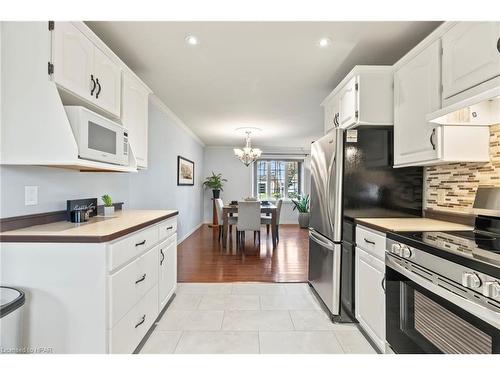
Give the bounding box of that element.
[385,215,500,354]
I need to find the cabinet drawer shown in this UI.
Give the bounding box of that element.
[108,225,159,271]
[109,246,159,327]
[158,218,177,242]
[355,226,386,261]
[109,284,158,354]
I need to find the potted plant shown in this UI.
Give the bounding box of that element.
[202,172,227,199]
[101,194,114,216]
[292,195,310,229]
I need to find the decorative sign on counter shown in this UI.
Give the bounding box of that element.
[66,198,98,221]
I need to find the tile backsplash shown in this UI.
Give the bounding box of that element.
[425,124,500,214]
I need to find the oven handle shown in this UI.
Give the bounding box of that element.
[386,254,500,331]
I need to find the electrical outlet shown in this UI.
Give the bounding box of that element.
[437,189,446,205]
[25,186,38,206]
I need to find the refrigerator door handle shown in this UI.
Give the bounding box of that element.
[309,231,336,251]
[325,154,335,232]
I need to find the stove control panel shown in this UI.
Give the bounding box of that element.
[390,243,412,258]
[483,281,500,299]
[461,272,482,289]
[386,238,500,307]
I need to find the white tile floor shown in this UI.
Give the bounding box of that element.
[140,282,377,354]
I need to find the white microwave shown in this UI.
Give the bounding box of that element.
[65,106,129,166]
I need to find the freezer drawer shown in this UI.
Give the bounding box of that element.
[308,230,342,316]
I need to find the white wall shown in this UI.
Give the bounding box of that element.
[128,99,205,242]
[0,165,130,217]
[202,147,310,224]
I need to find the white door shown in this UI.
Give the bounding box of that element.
[158,238,177,310]
[324,95,339,133]
[394,40,442,166]
[122,72,149,168]
[355,247,385,352]
[53,22,94,102]
[338,76,358,128]
[442,22,500,99]
[93,47,121,117]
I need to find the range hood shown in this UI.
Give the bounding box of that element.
[427,85,500,126]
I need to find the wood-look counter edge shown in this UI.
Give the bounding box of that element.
[0,211,179,243]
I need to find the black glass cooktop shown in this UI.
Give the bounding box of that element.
[398,230,500,268]
[411,230,500,252]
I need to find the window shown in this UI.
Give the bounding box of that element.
[254,160,302,200]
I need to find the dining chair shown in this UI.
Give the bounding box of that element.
[236,201,261,246]
[215,198,236,242]
[261,199,283,242]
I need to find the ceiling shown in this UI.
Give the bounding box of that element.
[87,21,441,147]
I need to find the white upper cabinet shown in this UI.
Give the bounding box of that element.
[338,76,358,128]
[323,94,339,133]
[53,22,94,103]
[52,22,122,118]
[442,22,500,99]
[394,40,442,166]
[93,47,121,116]
[321,66,393,131]
[122,72,150,169]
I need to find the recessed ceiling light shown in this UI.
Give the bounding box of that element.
[185,35,199,46]
[318,37,332,48]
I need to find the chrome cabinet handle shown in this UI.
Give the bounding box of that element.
[135,240,146,247]
[166,226,173,230]
[90,74,96,96]
[135,315,146,329]
[430,128,436,150]
[381,276,386,292]
[497,37,500,53]
[160,249,165,266]
[95,78,101,99]
[135,274,146,284]
[364,238,376,245]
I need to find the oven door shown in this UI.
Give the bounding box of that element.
[386,255,500,354]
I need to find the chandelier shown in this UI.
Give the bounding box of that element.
[233,130,262,166]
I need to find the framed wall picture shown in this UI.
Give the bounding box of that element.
[177,156,195,186]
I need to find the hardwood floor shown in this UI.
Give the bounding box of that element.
[177,224,309,283]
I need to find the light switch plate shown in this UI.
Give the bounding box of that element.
[25,186,38,206]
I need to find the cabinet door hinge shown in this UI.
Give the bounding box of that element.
[48,21,54,31]
[355,110,359,118]
[48,62,54,75]
[355,83,359,91]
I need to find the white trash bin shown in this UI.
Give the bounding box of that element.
[0,286,25,354]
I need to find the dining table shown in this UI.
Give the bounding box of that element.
[221,202,278,248]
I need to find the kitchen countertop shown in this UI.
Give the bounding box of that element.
[0,210,178,243]
[355,217,473,233]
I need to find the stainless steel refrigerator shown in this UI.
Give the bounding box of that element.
[308,127,423,321]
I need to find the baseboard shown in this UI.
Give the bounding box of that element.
[178,222,204,244]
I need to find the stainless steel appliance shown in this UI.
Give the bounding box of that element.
[308,127,423,322]
[385,210,500,353]
[309,128,344,316]
[65,106,129,166]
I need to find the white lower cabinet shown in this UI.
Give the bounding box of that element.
[108,218,177,353]
[355,225,386,353]
[110,284,158,354]
[158,236,177,311]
